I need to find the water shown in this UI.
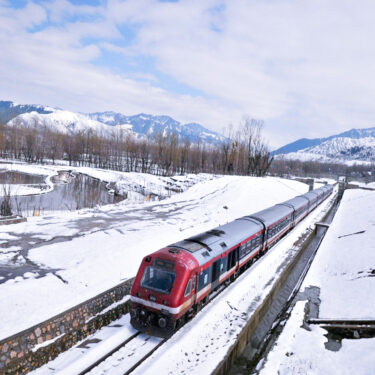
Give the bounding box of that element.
[0,171,123,215]
[0,171,44,184]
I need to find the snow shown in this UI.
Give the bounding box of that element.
[303,189,375,319]
[32,333,65,353]
[276,135,375,164]
[31,315,137,375]
[278,149,375,165]
[5,103,226,145]
[87,334,163,375]
[0,184,46,196]
[260,301,375,375]
[0,163,56,196]
[259,188,375,374]
[0,163,309,341]
[348,180,375,189]
[7,110,130,137]
[0,162,215,202]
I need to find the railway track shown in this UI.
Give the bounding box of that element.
[85,333,166,375]
[77,280,232,374]
[78,331,141,375]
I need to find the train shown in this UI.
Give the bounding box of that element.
[130,183,334,337]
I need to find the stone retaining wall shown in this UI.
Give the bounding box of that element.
[0,278,134,374]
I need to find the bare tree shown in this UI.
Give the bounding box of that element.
[0,185,12,216]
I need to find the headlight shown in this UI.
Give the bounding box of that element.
[158,317,167,328]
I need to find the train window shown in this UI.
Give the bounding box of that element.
[221,257,228,272]
[184,280,192,297]
[239,244,247,259]
[252,239,257,249]
[141,267,176,295]
[192,276,196,290]
[198,269,210,291]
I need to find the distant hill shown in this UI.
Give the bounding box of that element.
[0,101,54,124]
[274,127,375,163]
[1,101,227,146]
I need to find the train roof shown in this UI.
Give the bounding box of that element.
[277,196,309,210]
[249,203,293,227]
[168,185,335,267]
[323,184,333,192]
[300,190,319,203]
[170,218,263,266]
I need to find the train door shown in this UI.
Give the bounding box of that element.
[211,259,221,290]
[191,273,197,305]
[227,249,236,271]
[227,247,239,272]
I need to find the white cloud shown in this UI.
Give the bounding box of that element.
[2,0,375,148]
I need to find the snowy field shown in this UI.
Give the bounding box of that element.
[259,189,375,374]
[348,180,375,189]
[0,162,309,340]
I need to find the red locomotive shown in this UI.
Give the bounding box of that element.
[130,184,333,337]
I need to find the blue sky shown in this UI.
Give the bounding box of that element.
[1,0,375,148]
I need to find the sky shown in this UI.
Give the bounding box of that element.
[1,0,375,148]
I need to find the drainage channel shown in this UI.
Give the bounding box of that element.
[227,197,340,375]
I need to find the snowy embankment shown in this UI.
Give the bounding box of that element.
[259,189,375,375]
[0,164,56,196]
[0,166,308,341]
[0,161,212,200]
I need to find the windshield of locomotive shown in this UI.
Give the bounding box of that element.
[141,266,176,294]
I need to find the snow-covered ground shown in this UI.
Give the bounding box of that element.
[347,180,375,189]
[0,184,47,196]
[0,163,309,340]
[0,162,214,200]
[260,301,375,375]
[0,164,55,196]
[259,189,375,374]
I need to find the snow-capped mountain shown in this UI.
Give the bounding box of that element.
[274,127,375,164]
[88,111,225,144]
[0,101,54,124]
[0,101,226,146]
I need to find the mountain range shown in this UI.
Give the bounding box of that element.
[0,101,226,146]
[273,127,375,164]
[2,100,375,163]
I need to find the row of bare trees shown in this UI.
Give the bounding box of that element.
[269,156,375,179]
[0,118,273,177]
